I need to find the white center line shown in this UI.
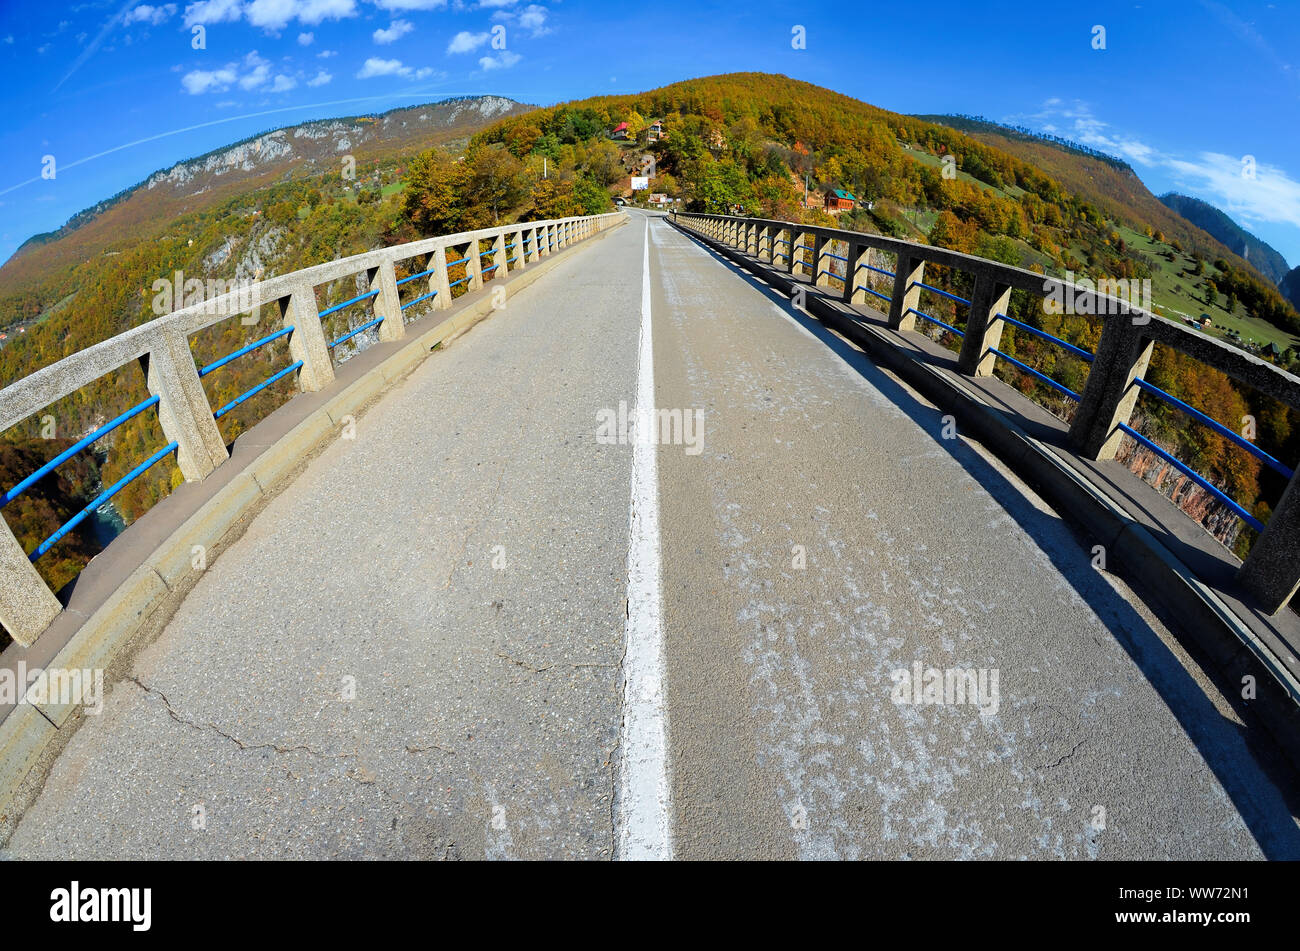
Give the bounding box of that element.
[616,216,672,860]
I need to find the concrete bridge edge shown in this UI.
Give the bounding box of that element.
[0,215,629,844]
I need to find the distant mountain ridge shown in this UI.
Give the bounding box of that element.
[912,113,1134,172]
[918,113,1286,289]
[1280,266,1300,312]
[2,95,532,295]
[1158,193,1290,284]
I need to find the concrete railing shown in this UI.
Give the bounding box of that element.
[0,212,622,646]
[675,211,1300,617]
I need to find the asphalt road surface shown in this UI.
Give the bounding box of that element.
[6,211,1298,859]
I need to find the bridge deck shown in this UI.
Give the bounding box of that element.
[6,212,1297,859]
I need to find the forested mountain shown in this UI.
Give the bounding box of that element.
[1159,193,1290,285]
[1281,265,1300,312]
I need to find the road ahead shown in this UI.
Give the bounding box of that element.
[6,211,1298,859]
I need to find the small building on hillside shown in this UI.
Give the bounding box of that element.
[647,120,666,142]
[611,121,630,140]
[825,188,856,213]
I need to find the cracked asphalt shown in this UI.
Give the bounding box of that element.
[5,211,1298,859]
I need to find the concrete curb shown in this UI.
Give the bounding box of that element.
[675,219,1300,771]
[0,218,627,836]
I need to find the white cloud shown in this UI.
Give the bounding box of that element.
[271,73,297,91]
[1168,153,1300,232]
[180,50,275,93]
[297,31,314,44]
[479,50,520,70]
[517,4,549,35]
[125,4,178,26]
[317,48,336,57]
[1011,97,1300,234]
[356,56,431,79]
[493,3,549,37]
[181,62,238,93]
[182,0,242,27]
[373,19,414,44]
[246,0,358,30]
[372,0,447,9]
[307,68,332,85]
[447,30,488,53]
[238,50,271,89]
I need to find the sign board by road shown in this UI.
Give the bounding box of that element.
[631,177,650,191]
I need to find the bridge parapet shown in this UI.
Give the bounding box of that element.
[0,213,621,646]
[676,212,1300,619]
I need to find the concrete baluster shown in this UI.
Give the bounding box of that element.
[956,275,1013,376]
[1067,315,1152,460]
[888,253,926,332]
[368,259,405,342]
[283,281,335,392]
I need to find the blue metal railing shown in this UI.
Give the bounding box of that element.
[214,361,305,418]
[989,346,1081,402]
[319,288,379,319]
[906,307,965,338]
[911,281,971,307]
[1119,423,1265,532]
[858,263,896,279]
[30,440,180,561]
[1135,378,1294,480]
[1,394,162,509]
[396,267,436,287]
[328,316,385,350]
[401,290,437,311]
[198,326,294,379]
[855,285,892,303]
[995,312,1095,363]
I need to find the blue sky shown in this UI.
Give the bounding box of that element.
[1,0,1299,272]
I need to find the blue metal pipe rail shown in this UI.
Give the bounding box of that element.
[855,284,892,304]
[1135,378,1294,479]
[328,316,385,350]
[318,288,379,319]
[400,290,437,311]
[995,312,1094,363]
[214,361,305,419]
[1119,423,1265,532]
[911,281,971,307]
[989,346,1081,401]
[1,394,162,508]
[30,440,180,561]
[396,267,436,287]
[907,307,965,338]
[198,326,295,379]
